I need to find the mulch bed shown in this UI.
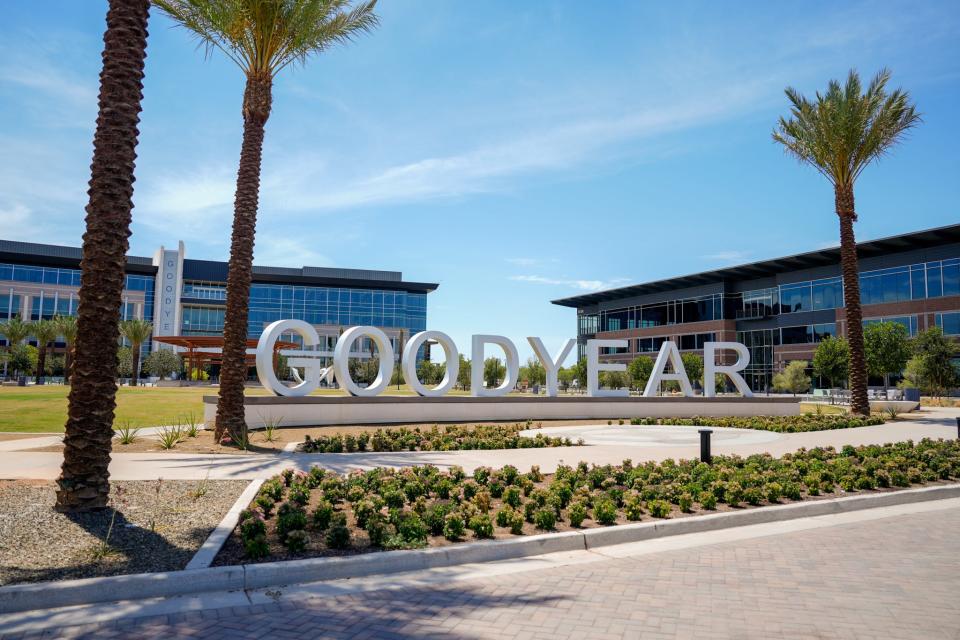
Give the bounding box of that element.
[0,479,248,586]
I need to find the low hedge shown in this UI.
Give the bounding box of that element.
[298,423,579,453]
[232,438,960,562]
[629,414,885,432]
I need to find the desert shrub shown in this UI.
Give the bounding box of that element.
[764,483,783,503]
[285,529,309,553]
[312,500,334,530]
[365,513,389,547]
[276,503,307,541]
[698,491,717,510]
[240,515,266,540]
[503,486,522,508]
[725,482,744,506]
[299,423,577,453]
[648,500,671,518]
[629,414,884,433]
[325,513,351,549]
[244,534,269,559]
[496,507,513,528]
[397,513,428,546]
[624,496,644,521]
[594,499,617,525]
[678,492,693,513]
[424,503,452,536]
[443,513,466,541]
[568,501,587,527]
[469,514,494,539]
[533,507,556,531]
[288,483,310,507]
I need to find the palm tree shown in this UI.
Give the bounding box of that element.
[56,0,151,513]
[30,320,60,385]
[772,69,920,415]
[155,0,379,443]
[0,317,31,379]
[119,319,153,386]
[54,315,79,384]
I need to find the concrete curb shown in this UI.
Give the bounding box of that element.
[186,479,265,571]
[2,483,958,615]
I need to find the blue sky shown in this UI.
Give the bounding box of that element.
[2,1,959,363]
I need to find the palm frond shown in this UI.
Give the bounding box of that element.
[154,0,379,78]
[771,68,921,188]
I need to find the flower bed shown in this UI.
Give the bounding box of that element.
[630,414,885,432]
[297,422,579,453]
[217,438,960,564]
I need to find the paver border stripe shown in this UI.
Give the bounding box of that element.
[2,482,958,615]
[185,479,265,571]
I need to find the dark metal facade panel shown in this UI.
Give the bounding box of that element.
[553,223,960,308]
[0,239,156,274]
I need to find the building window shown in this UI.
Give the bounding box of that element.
[935,312,960,336]
[779,283,811,314]
[863,315,918,336]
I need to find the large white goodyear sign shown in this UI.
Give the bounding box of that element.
[256,320,754,399]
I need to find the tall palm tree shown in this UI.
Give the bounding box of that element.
[772,69,920,416]
[54,315,79,384]
[56,0,151,512]
[0,317,31,379]
[155,0,379,443]
[30,320,60,385]
[119,318,153,386]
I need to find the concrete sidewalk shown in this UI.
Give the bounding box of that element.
[1,408,956,480]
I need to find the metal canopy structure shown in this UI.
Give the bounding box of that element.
[551,222,960,308]
[151,335,298,380]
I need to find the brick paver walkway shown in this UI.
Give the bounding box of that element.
[15,505,960,639]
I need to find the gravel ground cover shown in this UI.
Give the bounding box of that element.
[0,479,249,585]
[215,438,960,566]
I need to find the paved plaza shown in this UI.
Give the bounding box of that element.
[3,497,958,639]
[1,407,958,481]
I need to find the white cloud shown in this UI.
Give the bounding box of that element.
[252,235,333,269]
[509,274,631,292]
[702,250,749,262]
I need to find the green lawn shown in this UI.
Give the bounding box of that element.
[0,383,469,433]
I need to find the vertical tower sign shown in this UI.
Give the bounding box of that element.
[152,241,184,341]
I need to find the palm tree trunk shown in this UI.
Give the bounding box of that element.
[835,184,870,416]
[64,348,73,385]
[56,0,150,512]
[36,346,47,385]
[130,344,140,387]
[214,75,273,444]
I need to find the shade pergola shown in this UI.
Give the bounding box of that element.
[151,335,298,381]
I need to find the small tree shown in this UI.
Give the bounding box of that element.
[116,346,133,379]
[680,353,704,391]
[483,357,506,389]
[910,327,959,397]
[119,319,153,386]
[30,320,60,385]
[627,356,654,391]
[557,366,574,391]
[0,317,31,379]
[864,322,911,390]
[772,360,811,395]
[600,370,628,390]
[6,344,36,378]
[813,336,850,388]
[520,357,546,387]
[456,354,471,391]
[572,358,588,389]
[54,315,78,384]
[144,349,183,380]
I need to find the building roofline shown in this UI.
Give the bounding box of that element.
[0,239,439,293]
[551,222,960,308]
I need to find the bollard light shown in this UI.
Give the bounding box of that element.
[698,428,713,464]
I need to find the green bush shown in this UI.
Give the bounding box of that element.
[495,507,513,528]
[469,514,494,539]
[629,414,884,433]
[397,513,428,546]
[300,423,577,453]
[568,501,587,527]
[533,507,557,531]
[443,513,466,541]
[365,513,389,547]
[648,500,671,518]
[243,534,269,559]
[699,491,717,510]
[275,503,307,541]
[325,513,351,549]
[285,529,309,553]
[594,499,617,525]
[624,497,644,521]
[503,486,522,508]
[312,500,334,530]
[678,492,693,513]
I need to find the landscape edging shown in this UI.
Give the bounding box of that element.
[2,482,958,615]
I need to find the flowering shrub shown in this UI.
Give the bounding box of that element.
[299,423,577,453]
[232,438,960,562]
[630,414,884,432]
